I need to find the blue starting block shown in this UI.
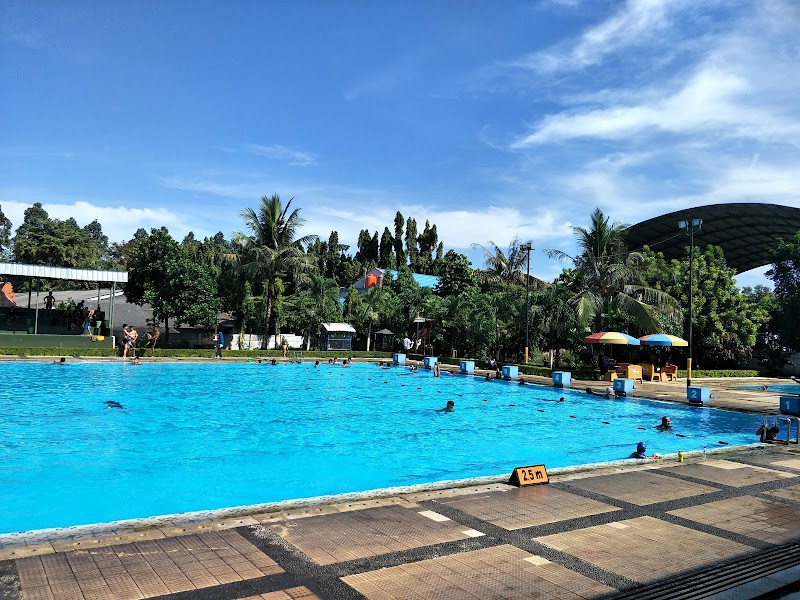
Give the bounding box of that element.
[460,360,475,374]
[423,356,438,369]
[502,365,519,380]
[393,353,406,365]
[552,371,571,388]
[780,396,800,416]
[688,386,711,405]
[614,378,634,395]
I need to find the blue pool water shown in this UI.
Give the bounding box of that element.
[738,383,800,394]
[2,361,762,534]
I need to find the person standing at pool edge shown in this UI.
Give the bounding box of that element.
[214,330,224,358]
[44,291,55,315]
[146,325,160,358]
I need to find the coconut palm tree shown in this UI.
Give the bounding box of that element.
[232,195,317,345]
[471,237,528,285]
[532,279,578,368]
[294,273,342,350]
[545,207,681,333]
[345,286,387,351]
[471,237,546,289]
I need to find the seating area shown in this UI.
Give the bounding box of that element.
[602,362,680,384]
[642,363,662,381]
[662,364,679,380]
[614,362,643,384]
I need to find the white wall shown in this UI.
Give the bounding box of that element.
[230,333,305,350]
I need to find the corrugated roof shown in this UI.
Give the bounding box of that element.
[384,269,439,289]
[321,322,356,332]
[0,262,128,283]
[625,203,800,273]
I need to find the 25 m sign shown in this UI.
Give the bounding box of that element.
[508,464,549,487]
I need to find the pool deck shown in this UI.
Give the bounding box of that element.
[2,445,799,599]
[3,359,800,599]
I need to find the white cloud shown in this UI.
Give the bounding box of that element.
[665,160,800,208]
[511,2,800,148]
[511,65,770,147]
[223,144,318,166]
[734,265,772,290]
[514,0,674,74]
[0,198,202,245]
[159,169,575,276]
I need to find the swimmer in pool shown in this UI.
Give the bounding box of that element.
[656,416,672,432]
[631,441,649,459]
[104,400,125,409]
[436,400,455,413]
[586,387,616,399]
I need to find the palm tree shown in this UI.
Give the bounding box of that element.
[471,237,546,289]
[295,273,342,350]
[360,287,387,351]
[545,207,681,333]
[232,195,317,346]
[533,280,578,368]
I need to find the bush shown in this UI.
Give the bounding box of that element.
[682,369,759,378]
[0,347,118,358]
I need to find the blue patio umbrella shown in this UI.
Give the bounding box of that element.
[638,334,688,347]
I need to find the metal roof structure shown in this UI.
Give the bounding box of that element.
[624,203,800,273]
[384,269,439,289]
[320,322,357,333]
[0,262,128,282]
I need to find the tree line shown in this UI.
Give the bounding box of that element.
[1,198,798,370]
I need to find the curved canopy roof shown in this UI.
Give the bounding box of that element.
[624,203,800,273]
[0,262,128,282]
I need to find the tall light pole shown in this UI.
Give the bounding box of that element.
[678,217,702,388]
[522,242,533,364]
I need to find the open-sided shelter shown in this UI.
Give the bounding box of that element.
[0,262,128,348]
[373,328,395,352]
[319,322,356,351]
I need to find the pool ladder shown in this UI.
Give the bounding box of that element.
[764,415,800,444]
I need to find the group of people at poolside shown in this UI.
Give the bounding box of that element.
[43,296,106,335]
[121,323,160,359]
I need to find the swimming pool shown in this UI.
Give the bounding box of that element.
[2,361,762,534]
[738,383,800,394]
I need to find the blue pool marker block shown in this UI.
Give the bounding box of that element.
[502,365,519,380]
[688,386,711,405]
[424,356,438,369]
[780,396,800,416]
[393,353,406,365]
[552,371,571,388]
[460,360,475,374]
[613,378,634,395]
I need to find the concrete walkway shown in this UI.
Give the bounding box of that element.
[2,445,799,599]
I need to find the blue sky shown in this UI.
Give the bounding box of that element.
[2,0,799,288]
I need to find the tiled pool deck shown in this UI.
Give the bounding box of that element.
[3,360,800,598]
